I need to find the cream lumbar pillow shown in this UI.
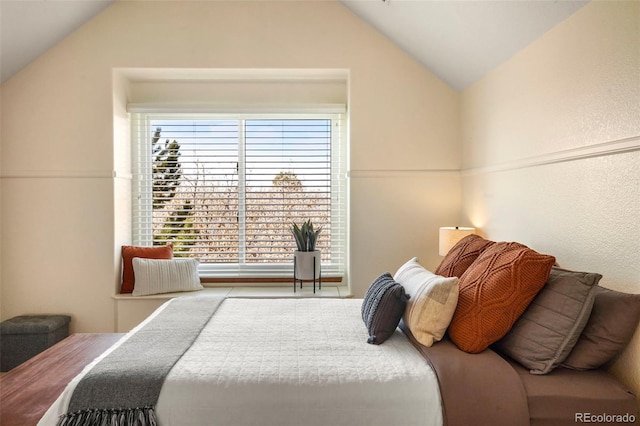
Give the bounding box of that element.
[393,257,459,347]
[132,258,203,296]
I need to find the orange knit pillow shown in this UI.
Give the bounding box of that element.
[448,242,555,353]
[435,234,495,278]
[120,244,173,294]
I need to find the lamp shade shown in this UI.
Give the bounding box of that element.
[439,227,476,256]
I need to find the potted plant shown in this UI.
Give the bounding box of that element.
[291,219,322,280]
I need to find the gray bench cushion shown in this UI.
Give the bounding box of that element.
[1,315,70,334]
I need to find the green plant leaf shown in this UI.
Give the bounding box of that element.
[290,219,321,252]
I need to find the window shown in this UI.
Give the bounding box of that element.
[132,112,346,278]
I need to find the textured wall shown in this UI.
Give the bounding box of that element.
[461,0,640,401]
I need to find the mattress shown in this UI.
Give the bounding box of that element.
[40,298,443,426]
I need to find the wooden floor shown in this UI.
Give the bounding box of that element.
[0,333,124,426]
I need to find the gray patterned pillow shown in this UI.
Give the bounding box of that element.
[362,273,409,345]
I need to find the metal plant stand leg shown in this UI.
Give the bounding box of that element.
[317,254,322,291]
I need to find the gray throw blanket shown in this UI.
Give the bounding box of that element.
[57,295,225,426]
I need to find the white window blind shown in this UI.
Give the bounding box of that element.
[131,112,346,277]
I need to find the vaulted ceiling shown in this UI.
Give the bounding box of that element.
[340,0,588,91]
[0,0,588,90]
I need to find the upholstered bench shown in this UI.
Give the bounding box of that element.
[0,315,71,372]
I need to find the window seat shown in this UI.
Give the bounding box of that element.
[113,285,350,332]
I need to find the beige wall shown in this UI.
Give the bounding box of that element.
[0,1,460,331]
[461,0,640,400]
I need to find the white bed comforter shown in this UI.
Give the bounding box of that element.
[40,298,443,426]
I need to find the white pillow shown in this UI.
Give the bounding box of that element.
[393,257,459,347]
[132,258,203,296]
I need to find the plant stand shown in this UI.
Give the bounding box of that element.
[293,254,322,294]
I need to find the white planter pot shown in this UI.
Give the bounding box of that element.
[294,250,321,280]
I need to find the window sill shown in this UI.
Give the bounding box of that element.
[199,276,343,284]
[113,286,351,332]
[112,285,351,300]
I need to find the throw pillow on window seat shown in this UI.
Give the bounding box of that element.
[120,244,173,293]
[132,258,202,296]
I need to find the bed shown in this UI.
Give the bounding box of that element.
[39,235,640,425]
[42,297,443,426]
[39,295,637,426]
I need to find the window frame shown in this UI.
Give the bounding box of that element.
[131,111,347,279]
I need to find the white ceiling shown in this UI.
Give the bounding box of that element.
[0,0,588,90]
[0,0,114,83]
[340,0,589,91]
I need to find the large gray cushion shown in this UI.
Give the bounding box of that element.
[562,286,640,370]
[495,267,601,374]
